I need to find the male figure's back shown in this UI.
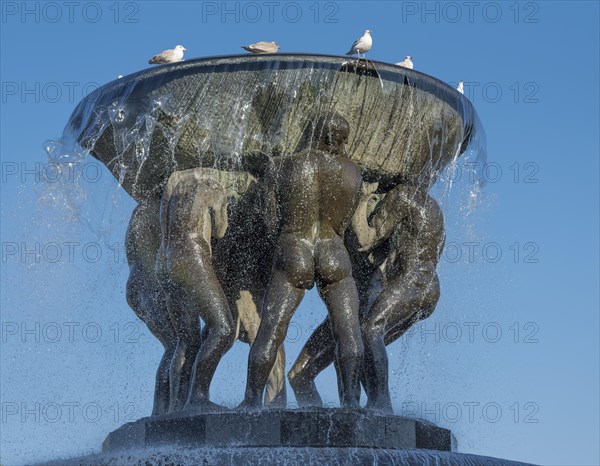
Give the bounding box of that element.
[275,151,362,240]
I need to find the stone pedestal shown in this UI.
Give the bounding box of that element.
[38,411,535,466]
[102,408,455,453]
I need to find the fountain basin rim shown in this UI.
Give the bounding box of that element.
[98,52,467,105]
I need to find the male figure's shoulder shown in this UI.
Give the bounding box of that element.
[340,155,361,173]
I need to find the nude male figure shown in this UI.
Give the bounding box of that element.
[156,170,235,412]
[242,112,364,409]
[288,183,445,414]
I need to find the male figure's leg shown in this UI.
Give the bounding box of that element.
[316,237,363,409]
[289,264,384,406]
[127,265,175,415]
[167,288,202,412]
[288,318,335,407]
[243,236,313,408]
[236,292,288,407]
[185,263,236,410]
[361,273,439,413]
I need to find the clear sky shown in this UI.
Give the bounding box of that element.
[1,1,599,465]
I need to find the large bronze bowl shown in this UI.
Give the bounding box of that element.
[58,54,482,201]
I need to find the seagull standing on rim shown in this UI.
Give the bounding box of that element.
[396,56,413,69]
[148,45,187,65]
[242,41,280,54]
[346,30,372,58]
[457,81,464,94]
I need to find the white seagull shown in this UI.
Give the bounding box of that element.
[148,45,187,65]
[457,81,464,94]
[396,56,413,69]
[346,30,372,58]
[241,41,280,54]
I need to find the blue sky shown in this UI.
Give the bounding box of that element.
[1,1,599,465]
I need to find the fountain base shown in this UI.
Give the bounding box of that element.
[102,408,454,452]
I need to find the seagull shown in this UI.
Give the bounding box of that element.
[241,41,280,54]
[457,80,464,94]
[148,45,187,65]
[346,30,372,58]
[396,56,413,69]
